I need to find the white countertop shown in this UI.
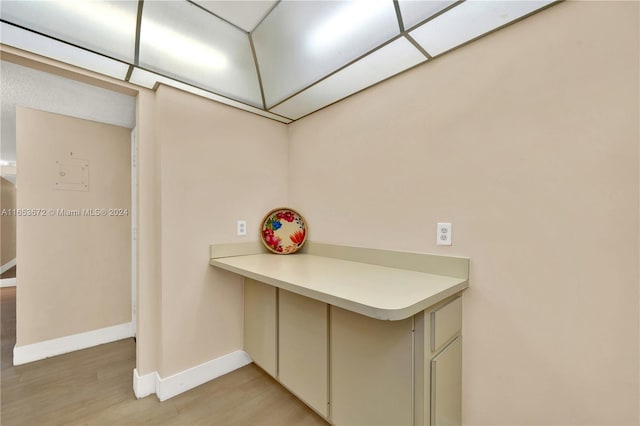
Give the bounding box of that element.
[210,253,468,321]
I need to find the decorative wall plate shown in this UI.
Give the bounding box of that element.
[260,207,307,254]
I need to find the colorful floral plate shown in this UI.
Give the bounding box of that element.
[260,207,307,254]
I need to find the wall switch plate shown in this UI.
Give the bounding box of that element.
[237,220,247,236]
[437,222,452,246]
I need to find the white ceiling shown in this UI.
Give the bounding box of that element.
[193,0,278,32]
[0,1,559,123]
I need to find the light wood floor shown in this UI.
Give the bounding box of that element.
[0,287,328,425]
[1,266,16,279]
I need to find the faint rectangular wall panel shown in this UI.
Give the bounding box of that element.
[55,158,89,192]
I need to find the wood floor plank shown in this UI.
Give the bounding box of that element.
[1,266,16,279]
[1,287,329,426]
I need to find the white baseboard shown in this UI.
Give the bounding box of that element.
[1,278,16,287]
[133,368,159,399]
[13,322,135,365]
[134,350,251,402]
[1,258,16,274]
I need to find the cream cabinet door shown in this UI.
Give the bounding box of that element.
[330,306,413,426]
[243,278,277,377]
[278,290,328,417]
[431,337,462,426]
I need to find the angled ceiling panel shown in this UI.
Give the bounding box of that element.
[0,0,137,63]
[129,67,292,124]
[0,22,130,80]
[409,0,556,57]
[139,1,263,107]
[270,37,427,120]
[192,0,278,32]
[397,0,458,30]
[252,0,401,108]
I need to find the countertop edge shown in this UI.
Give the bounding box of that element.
[209,257,468,321]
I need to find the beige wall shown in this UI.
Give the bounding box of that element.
[288,2,639,425]
[1,177,17,266]
[16,107,132,345]
[135,89,160,376]
[155,85,288,376]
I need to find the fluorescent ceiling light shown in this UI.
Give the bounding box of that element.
[409,0,556,56]
[397,0,457,30]
[253,0,400,107]
[0,0,137,62]
[308,0,392,52]
[138,1,262,107]
[0,22,130,80]
[192,0,278,32]
[55,0,134,37]
[1,0,562,122]
[271,37,427,120]
[141,20,228,72]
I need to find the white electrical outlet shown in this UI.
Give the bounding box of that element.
[237,220,247,236]
[437,222,452,246]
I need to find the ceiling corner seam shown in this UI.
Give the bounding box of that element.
[134,0,144,67]
[248,33,267,110]
[403,33,433,60]
[393,0,405,33]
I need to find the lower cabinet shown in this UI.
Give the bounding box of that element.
[278,290,328,417]
[431,337,462,426]
[330,306,414,426]
[243,279,463,426]
[243,278,277,377]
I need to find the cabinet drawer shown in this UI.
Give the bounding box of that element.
[430,297,462,353]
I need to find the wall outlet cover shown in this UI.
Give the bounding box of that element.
[437,222,452,246]
[237,220,247,236]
